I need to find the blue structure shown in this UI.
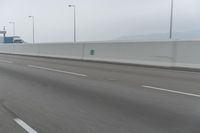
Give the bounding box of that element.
[4,37,14,43]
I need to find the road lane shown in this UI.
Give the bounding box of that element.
[14,118,38,133]
[142,85,200,98]
[0,103,27,133]
[0,54,199,132]
[2,54,200,95]
[28,65,88,77]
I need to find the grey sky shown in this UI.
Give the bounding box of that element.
[0,0,200,42]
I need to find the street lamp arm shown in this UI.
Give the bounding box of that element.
[68,5,75,7]
[9,21,15,36]
[169,0,174,39]
[28,16,35,44]
[68,4,76,44]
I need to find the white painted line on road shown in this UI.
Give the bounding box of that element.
[14,118,38,133]
[0,60,13,64]
[142,85,200,98]
[28,65,88,77]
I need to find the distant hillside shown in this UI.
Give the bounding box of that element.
[115,31,200,41]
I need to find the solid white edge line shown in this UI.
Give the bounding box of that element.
[28,65,87,77]
[14,118,38,133]
[0,60,13,64]
[142,85,200,98]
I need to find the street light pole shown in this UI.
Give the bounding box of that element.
[169,0,174,39]
[68,5,76,44]
[9,22,15,36]
[29,16,35,44]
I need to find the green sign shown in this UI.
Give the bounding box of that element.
[90,50,95,55]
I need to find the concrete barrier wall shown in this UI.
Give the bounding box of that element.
[175,41,200,68]
[0,44,13,53]
[83,42,174,67]
[38,43,84,59]
[0,41,200,69]
[13,44,38,56]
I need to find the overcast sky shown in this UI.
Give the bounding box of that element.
[0,0,200,42]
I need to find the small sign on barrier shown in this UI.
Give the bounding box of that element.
[90,50,95,55]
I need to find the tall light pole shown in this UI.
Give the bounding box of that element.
[29,16,35,44]
[169,0,174,39]
[9,22,15,36]
[68,5,76,44]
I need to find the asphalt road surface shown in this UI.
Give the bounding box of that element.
[0,54,199,133]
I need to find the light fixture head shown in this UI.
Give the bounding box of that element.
[68,5,75,7]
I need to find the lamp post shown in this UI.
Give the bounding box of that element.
[29,16,35,44]
[68,5,76,44]
[169,0,174,39]
[9,22,15,36]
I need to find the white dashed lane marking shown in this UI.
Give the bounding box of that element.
[0,60,13,64]
[14,118,38,133]
[142,85,200,98]
[28,65,88,77]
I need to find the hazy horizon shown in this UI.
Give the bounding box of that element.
[0,0,200,43]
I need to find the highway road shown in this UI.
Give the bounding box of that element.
[0,54,199,133]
